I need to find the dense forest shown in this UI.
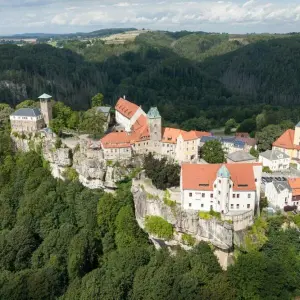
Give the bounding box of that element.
[2,31,300,140]
[0,125,300,299]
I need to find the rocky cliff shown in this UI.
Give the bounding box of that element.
[11,133,139,189]
[132,178,234,251]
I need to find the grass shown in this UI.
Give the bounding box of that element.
[182,233,196,246]
[199,209,221,221]
[163,190,176,208]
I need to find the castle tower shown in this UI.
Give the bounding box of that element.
[147,107,162,141]
[294,122,300,146]
[216,165,231,213]
[38,93,53,127]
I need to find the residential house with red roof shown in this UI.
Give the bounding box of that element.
[180,163,262,213]
[272,123,300,162]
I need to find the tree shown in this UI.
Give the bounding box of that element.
[224,118,237,134]
[78,108,105,138]
[256,124,284,151]
[16,100,39,110]
[237,118,256,133]
[181,116,212,131]
[200,140,225,163]
[256,113,267,131]
[0,104,13,128]
[91,93,104,108]
[250,147,259,158]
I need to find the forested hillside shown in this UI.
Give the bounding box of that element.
[0,127,299,299]
[2,31,300,131]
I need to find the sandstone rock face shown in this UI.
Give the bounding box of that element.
[11,133,135,189]
[131,180,233,250]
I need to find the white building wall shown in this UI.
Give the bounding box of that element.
[102,147,132,160]
[265,183,291,209]
[182,190,215,211]
[115,107,146,132]
[259,156,290,171]
[228,191,256,211]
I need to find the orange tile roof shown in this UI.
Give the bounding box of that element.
[272,129,300,150]
[100,132,131,149]
[162,127,183,144]
[131,115,150,142]
[288,178,300,197]
[181,130,211,141]
[115,98,139,119]
[181,163,260,192]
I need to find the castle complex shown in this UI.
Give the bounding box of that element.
[100,98,211,162]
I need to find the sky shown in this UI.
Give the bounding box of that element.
[0,0,300,35]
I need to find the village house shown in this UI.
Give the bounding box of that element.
[10,93,52,133]
[226,151,256,163]
[180,163,262,214]
[265,178,300,211]
[100,97,211,162]
[199,135,256,154]
[272,122,300,162]
[259,149,290,171]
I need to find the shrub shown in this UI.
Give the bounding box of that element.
[199,211,212,220]
[63,167,79,181]
[182,233,196,246]
[145,216,173,239]
[55,138,62,149]
[163,190,176,207]
[262,166,272,173]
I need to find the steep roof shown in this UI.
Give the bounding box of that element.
[11,108,42,117]
[131,115,150,142]
[273,129,295,149]
[181,163,260,192]
[147,107,161,119]
[259,149,289,161]
[272,181,291,194]
[162,127,183,144]
[115,98,139,119]
[227,151,255,162]
[38,93,52,99]
[288,178,300,197]
[100,132,131,149]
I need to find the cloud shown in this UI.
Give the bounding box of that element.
[0,0,300,34]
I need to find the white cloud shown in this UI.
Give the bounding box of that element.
[0,0,300,34]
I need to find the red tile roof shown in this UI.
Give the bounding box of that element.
[272,129,300,150]
[115,98,139,119]
[288,178,300,197]
[181,163,260,192]
[100,132,131,149]
[236,132,250,138]
[162,127,183,144]
[181,130,211,141]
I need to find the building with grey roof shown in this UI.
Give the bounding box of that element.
[259,149,290,172]
[265,181,292,210]
[226,151,256,163]
[10,107,45,133]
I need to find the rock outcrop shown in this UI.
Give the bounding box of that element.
[11,133,140,189]
[132,179,233,250]
[0,81,28,101]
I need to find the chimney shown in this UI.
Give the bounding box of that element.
[123,95,126,100]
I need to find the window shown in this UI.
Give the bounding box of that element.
[247,204,250,209]
[189,203,192,207]
[255,178,257,182]
[237,194,240,198]
[202,193,205,198]
[248,194,251,198]
[233,194,236,198]
[236,204,240,209]
[218,191,221,195]
[219,180,221,184]
[214,184,216,188]
[218,201,220,205]
[231,204,234,209]
[201,204,204,208]
[189,193,192,197]
[210,193,213,198]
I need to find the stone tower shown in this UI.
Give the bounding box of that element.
[147,107,162,141]
[38,93,53,127]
